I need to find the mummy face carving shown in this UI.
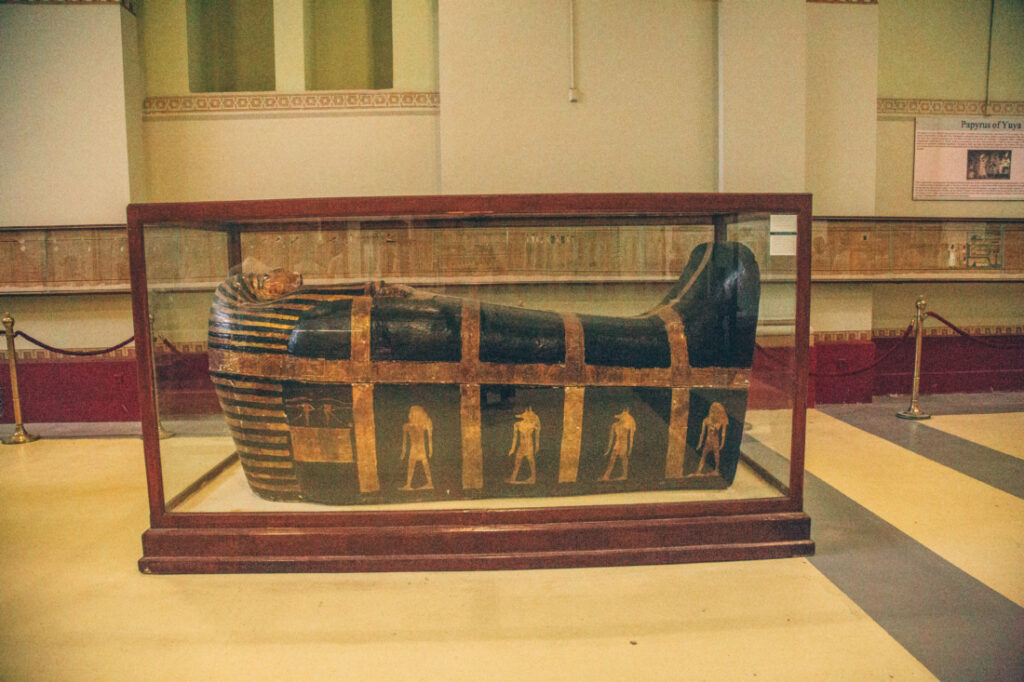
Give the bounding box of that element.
[247,268,303,300]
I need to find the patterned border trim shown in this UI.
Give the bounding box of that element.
[0,0,134,14]
[873,325,1024,339]
[143,91,440,118]
[2,346,135,363]
[814,331,873,343]
[814,327,1024,344]
[878,98,1024,118]
[812,327,1024,343]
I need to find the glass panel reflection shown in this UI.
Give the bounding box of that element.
[146,215,795,512]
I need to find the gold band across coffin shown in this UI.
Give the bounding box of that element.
[208,242,759,505]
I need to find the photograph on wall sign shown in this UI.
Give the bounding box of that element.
[913,117,1024,200]
[966,150,1012,180]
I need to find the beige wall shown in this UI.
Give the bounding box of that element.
[811,283,874,335]
[438,0,718,194]
[4,0,1024,354]
[304,0,375,90]
[138,0,190,96]
[0,4,135,226]
[805,2,877,216]
[275,0,306,92]
[122,9,147,204]
[874,0,1024,218]
[878,0,1024,101]
[144,113,440,202]
[141,0,438,96]
[2,294,135,354]
[717,0,806,193]
[988,0,1024,101]
[9,1,1022,217]
[140,0,440,202]
[392,0,438,91]
[872,282,1024,331]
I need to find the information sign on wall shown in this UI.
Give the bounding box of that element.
[913,117,1024,201]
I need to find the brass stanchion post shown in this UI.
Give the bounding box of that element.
[149,314,173,440]
[897,295,930,420]
[2,313,40,445]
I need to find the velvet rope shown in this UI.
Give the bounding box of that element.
[754,322,915,378]
[924,311,1024,350]
[13,330,134,357]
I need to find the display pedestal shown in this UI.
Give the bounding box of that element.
[140,511,812,573]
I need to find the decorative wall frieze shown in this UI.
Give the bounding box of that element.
[143,91,441,119]
[810,326,1024,344]
[878,98,1024,119]
[0,0,134,14]
[1,345,136,363]
[813,330,873,344]
[873,325,1024,338]
[813,326,1024,344]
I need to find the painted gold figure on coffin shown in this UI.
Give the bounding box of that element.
[507,407,541,485]
[599,407,636,482]
[696,402,728,474]
[400,405,434,491]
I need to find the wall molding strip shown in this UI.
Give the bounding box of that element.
[814,331,873,343]
[143,91,441,119]
[878,98,1024,119]
[2,346,136,363]
[812,327,1024,343]
[806,0,877,4]
[872,325,1024,339]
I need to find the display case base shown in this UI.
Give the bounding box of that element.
[139,511,813,574]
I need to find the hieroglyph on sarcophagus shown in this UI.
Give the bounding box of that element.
[208,241,759,505]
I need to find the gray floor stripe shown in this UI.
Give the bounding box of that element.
[818,399,1024,500]
[743,435,1024,682]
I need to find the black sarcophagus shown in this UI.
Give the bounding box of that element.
[208,241,760,505]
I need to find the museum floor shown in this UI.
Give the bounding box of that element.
[1,392,1021,681]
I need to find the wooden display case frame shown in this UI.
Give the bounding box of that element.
[128,193,813,573]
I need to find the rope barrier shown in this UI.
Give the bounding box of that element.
[924,311,1024,350]
[13,330,134,357]
[755,322,916,378]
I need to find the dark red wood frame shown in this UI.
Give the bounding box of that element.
[128,193,813,573]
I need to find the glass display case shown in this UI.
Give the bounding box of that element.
[128,193,813,573]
